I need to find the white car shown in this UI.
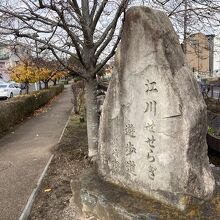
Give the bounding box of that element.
[0,83,22,99]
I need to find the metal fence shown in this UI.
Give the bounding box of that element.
[200,83,220,100]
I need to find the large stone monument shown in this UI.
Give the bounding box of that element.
[98,6,215,211]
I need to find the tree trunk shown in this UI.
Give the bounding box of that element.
[53,79,57,86]
[71,82,79,114]
[85,79,99,158]
[26,83,29,94]
[39,81,42,90]
[44,81,49,89]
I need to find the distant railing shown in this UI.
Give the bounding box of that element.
[200,83,220,101]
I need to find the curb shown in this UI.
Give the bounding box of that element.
[19,107,74,220]
[19,155,54,220]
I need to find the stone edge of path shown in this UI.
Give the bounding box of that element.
[19,108,74,220]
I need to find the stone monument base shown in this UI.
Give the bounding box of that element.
[70,166,220,220]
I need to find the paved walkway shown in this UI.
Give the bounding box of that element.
[0,85,73,220]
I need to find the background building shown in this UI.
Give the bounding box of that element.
[0,43,27,81]
[184,33,220,78]
[0,44,11,81]
[185,33,210,77]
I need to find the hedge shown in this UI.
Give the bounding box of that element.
[0,84,64,136]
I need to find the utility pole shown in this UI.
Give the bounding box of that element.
[183,0,188,54]
[197,42,200,75]
[34,35,41,90]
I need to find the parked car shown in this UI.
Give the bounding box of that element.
[0,83,22,99]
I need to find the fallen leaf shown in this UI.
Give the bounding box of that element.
[44,188,52,192]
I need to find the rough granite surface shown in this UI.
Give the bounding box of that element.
[70,166,220,220]
[98,6,215,210]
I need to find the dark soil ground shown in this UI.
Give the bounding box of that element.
[209,149,220,167]
[29,113,92,220]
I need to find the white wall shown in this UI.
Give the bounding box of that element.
[213,34,220,76]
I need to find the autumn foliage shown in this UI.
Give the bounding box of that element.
[10,59,68,92]
[10,61,37,84]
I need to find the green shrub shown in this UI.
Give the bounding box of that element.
[61,80,69,85]
[0,84,64,136]
[208,126,215,135]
